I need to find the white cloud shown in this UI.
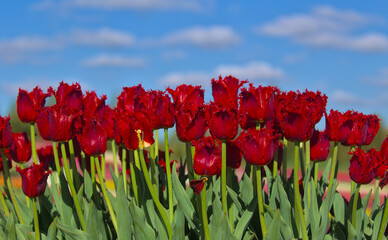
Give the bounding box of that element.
[331,90,363,106]
[160,72,210,87]
[82,54,146,67]
[162,26,240,49]
[71,28,135,47]
[215,62,283,81]
[257,5,388,52]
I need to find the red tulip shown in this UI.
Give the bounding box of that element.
[190,177,208,194]
[342,111,368,147]
[238,128,279,166]
[37,145,58,171]
[10,132,31,163]
[116,84,146,116]
[83,91,106,123]
[239,84,278,126]
[175,107,208,142]
[0,149,12,171]
[381,136,388,163]
[277,90,327,142]
[226,139,242,169]
[168,84,204,111]
[0,116,12,149]
[207,104,238,141]
[212,75,246,108]
[348,148,378,184]
[102,106,116,140]
[310,129,330,162]
[364,114,380,145]
[16,163,51,198]
[36,105,80,142]
[77,118,107,156]
[49,81,83,111]
[17,87,50,123]
[325,109,353,142]
[193,137,222,176]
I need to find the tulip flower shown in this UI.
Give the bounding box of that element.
[226,139,242,169]
[16,87,50,123]
[36,105,80,142]
[49,81,83,111]
[83,91,107,123]
[37,145,58,171]
[10,132,31,164]
[342,111,368,147]
[77,118,108,156]
[325,109,353,142]
[0,116,12,149]
[212,75,246,108]
[175,107,208,142]
[168,84,204,111]
[238,128,279,166]
[310,129,330,162]
[16,163,51,198]
[193,136,222,176]
[207,104,239,141]
[364,114,380,145]
[116,84,146,116]
[190,177,208,194]
[349,148,379,184]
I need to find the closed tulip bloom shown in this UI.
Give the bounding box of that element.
[325,109,353,142]
[238,128,279,166]
[10,132,31,163]
[381,136,388,163]
[36,105,80,142]
[239,84,278,126]
[212,75,246,108]
[77,118,107,156]
[364,114,380,145]
[349,148,378,184]
[16,163,51,198]
[116,84,146,116]
[342,111,368,147]
[37,145,58,171]
[0,116,12,149]
[102,106,116,140]
[310,129,330,162]
[83,91,106,123]
[49,81,83,111]
[168,84,205,111]
[175,107,208,142]
[207,104,238,141]
[226,139,242,169]
[193,136,222,176]
[17,86,50,123]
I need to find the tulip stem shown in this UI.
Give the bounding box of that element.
[69,139,81,189]
[60,143,86,231]
[328,142,339,190]
[299,142,306,179]
[129,151,139,205]
[32,198,40,240]
[314,162,319,188]
[272,150,278,178]
[52,142,61,176]
[201,181,211,240]
[155,129,159,159]
[101,154,106,180]
[377,195,388,240]
[294,143,308,240]
[122,148,127,195]
[150,139,157,190]
[186,143,194,182]
[305,140,310,171]
[91,154,96,185]
[282,138,288,179]
[94,156,118,232]
[112,141,119,177]
[134,149,140,169]
[221,141,228,215]
[164,129,173,223]
[139,148,172,239]
[30,123,38,164]
[256,166,267,238]
[0,187,9,217]
[352,183,361,229]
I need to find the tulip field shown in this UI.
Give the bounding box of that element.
[1,77,388,239]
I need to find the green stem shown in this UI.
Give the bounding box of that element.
[134,149,140,169]
[32,198,40,240]
[256,166,267,238]
[282,138,288,179]
[378,195,388,240]
[328,142,339,190]
[1,149,10,184]
[272,150,278,178]
[122,148,127,195]
[352,183,361,229]
[314,162,319,188]
[139,148,173,239]
[129,151,139,205]
[305,140,310,171]
[155,129,159,158]
[52,142,61,175]
[112,141,119,177]
[186,143,194,182]
[164,129,173,223]
[101,154,106,180]
[221,141,228,215]
[60,143,86,231]
[68,139,81,189]
[299,142,306,179]
[94,156,118,232]
[30,123,38,164]
[0,187,9,217]
[201,180,211,240]
[294,143,308,240]
[91,154,95,184]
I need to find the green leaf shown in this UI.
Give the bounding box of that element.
[129,201,156,239]
[172,203,185,240]
[116,178,132,240]
[347,219,358,240]
[210,197,234,240]
[83,170,93,201]
[86,202,102,240]
[276,176,292,228]
[333,192,346,225]
[370,187,380,218]
[322,158,332,185]
[234,196,257,240]
[315,180,336,240]
[371,208,383,240]
[226,186,243,215]
[6,212,16,240]
[46,217,58,240]
[263,166,274,194]
[109,165,119,191]
[264,211,281,240]
[239,173,253,207]
[55,222,90,240]
[58,171,74,225]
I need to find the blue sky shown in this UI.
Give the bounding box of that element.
[1,1,388,126]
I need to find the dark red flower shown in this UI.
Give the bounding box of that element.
[10,132,31,164]
[175,107,208,142]
[83,91,106,123]
[37,145,58,171]
[16,163,51,198]
[342,111,368,147]
[239,84,278,126]
[212,75,246,108]
[310,129,330,162]
[207,104,238,141]
[116,85,146,116]
[0,149,12,171]
[277,90,327,142]
[36,105,80,142]
[168,84,204,111]
[193,137,222,176]
[190,177,208,194]
[364,114,380,145]
[17,87,50,123]
[49,81,83,111]
[0,116,12,149]
[102,106,116,140]
[238,128,279,166]
[226,139,242,169]
[325,109,353,142]
[159,158,178,174]
[349,148,379,184]
[77,118,107,156]
[381,136,388,163]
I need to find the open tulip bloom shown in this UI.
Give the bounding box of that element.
[2,79,388,240]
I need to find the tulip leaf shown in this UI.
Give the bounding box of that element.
[55,222,90,240]
[58,171,74,225]
[46,217,58,240]
[210,197,235,240]
[263,166,274,193]
[371,208,383,240]
[264,210,281,240]
[321,158,332,185]
[316,180,336,240]
[234,196,257,240]
[6,212,16,240]
[116,178,132,240]
[370,187,380,218]
[239,173,253,206]
[226,186,243,215]
[86,202,102,240]
[333,192,345,225]
[276,176,292,229]
[128,201,155,240]
[347,219,358,240]
[172,203,185,240]
[108,165,119,190]
[83,171,93,201]
[309,179,320,235]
